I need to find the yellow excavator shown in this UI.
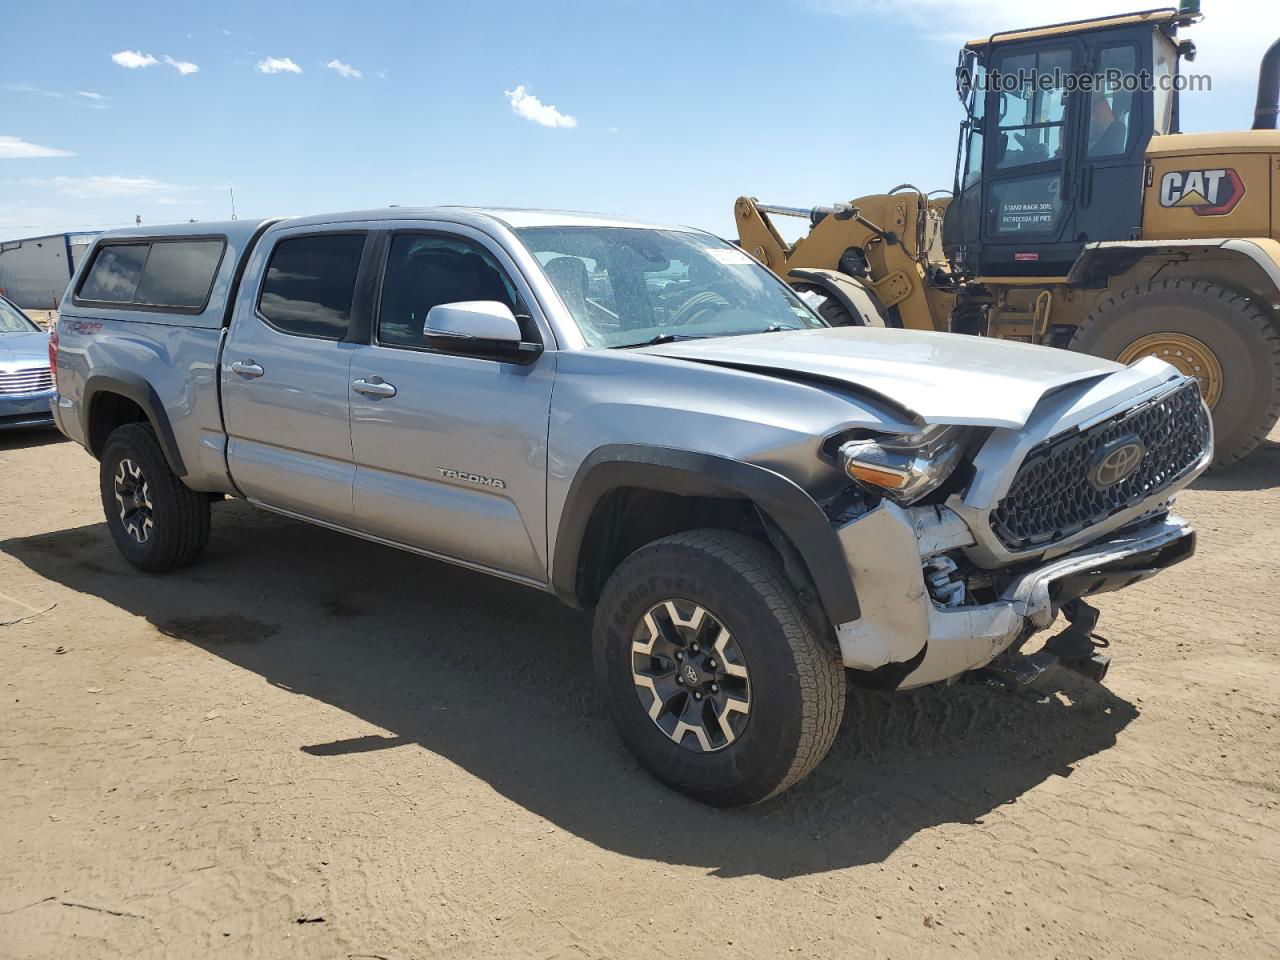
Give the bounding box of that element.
[735,2,1280,465]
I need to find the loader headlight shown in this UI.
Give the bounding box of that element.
[837,425,968,505]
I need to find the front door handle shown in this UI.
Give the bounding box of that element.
[352,377,397,399]
[230,360,265,379]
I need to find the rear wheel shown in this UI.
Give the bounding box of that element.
[593,529,846,806]
[1070,279,1280,466]
[99,423,211,572]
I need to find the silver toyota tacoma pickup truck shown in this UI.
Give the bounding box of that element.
[51,208,1211,806]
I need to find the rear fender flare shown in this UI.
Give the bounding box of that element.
[82,368,186,477]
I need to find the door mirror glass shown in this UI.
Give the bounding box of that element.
[425,300,523,344]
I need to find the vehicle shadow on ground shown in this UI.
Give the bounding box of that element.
[1193,439,1280,492]
[2,502,1138,879]
[0,427,65,453]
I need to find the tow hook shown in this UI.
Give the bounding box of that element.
[968,599,1112,690]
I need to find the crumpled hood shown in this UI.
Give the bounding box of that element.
[640,326,1137,429]
[0,331,51,368]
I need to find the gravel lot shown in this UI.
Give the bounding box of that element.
[2,427,1278,959]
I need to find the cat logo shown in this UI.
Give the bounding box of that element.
[1158,168,1245,216]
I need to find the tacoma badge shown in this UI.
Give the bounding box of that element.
[438,468,506,489]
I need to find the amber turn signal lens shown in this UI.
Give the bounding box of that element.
[845,462,910,490]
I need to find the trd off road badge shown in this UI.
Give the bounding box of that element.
[1158,168,1245,216]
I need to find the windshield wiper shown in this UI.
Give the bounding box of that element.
[719,323,802,337]
[610,333,709,349]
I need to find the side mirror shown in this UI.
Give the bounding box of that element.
[425,300,522,343]
[423,300,543,361]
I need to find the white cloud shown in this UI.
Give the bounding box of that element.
[112,50,158,69]
[163,55,200,76]
[257,56,302,75]
[504,85,577,129]
[376,70,388,80]
[22,175,182,199]
[3,83,63,99]
[326,59,362,79]
[0,135,74,159]
[5,84,107,109]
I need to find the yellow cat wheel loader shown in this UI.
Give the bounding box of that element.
[736,2,1280,465]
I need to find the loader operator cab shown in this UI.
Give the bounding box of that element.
[943,9,1188,278]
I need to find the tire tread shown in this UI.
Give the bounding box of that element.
[597,528,845,805]
[100,423,210,572]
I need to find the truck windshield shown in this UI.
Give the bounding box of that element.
[0,298,38,334]
[514,226,826,347]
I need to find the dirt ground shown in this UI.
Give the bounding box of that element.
[2,427,1278,960]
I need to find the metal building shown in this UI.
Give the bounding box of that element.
[0,232,100,310]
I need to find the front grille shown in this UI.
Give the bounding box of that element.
[991,380,1210,551]
[0,367,53,395]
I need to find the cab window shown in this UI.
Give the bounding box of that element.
[1152,35,1177,136]
[994,47,1071,170]
[1087,44,1137,158]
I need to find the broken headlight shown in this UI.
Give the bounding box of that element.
[837,425,968,505]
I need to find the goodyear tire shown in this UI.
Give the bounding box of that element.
[593,529,845,807]
[99,423,211,573]
[1070,279,1280,466]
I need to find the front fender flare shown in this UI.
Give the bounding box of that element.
[552,444,860,624]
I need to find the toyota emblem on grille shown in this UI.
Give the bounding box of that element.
[1088,436,1147,490]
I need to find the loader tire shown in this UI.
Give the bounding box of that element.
[1070,278,1280,467]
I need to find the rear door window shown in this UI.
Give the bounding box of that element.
[257,233,367,339]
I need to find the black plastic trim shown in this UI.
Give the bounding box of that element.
[220,218,283,329]
[552,444,860,623]
[81,369,187,476]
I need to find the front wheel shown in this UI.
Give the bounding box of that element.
[593,529,846,806]
[99,423,211,572]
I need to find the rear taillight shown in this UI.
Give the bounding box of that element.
[48,327,59,388]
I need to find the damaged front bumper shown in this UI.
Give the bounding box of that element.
[833,502,1195,690]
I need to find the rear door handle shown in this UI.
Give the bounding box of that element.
[230,360,264,379]
[352,377,397,399]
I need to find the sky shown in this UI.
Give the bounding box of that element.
[2,0,1278,244]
